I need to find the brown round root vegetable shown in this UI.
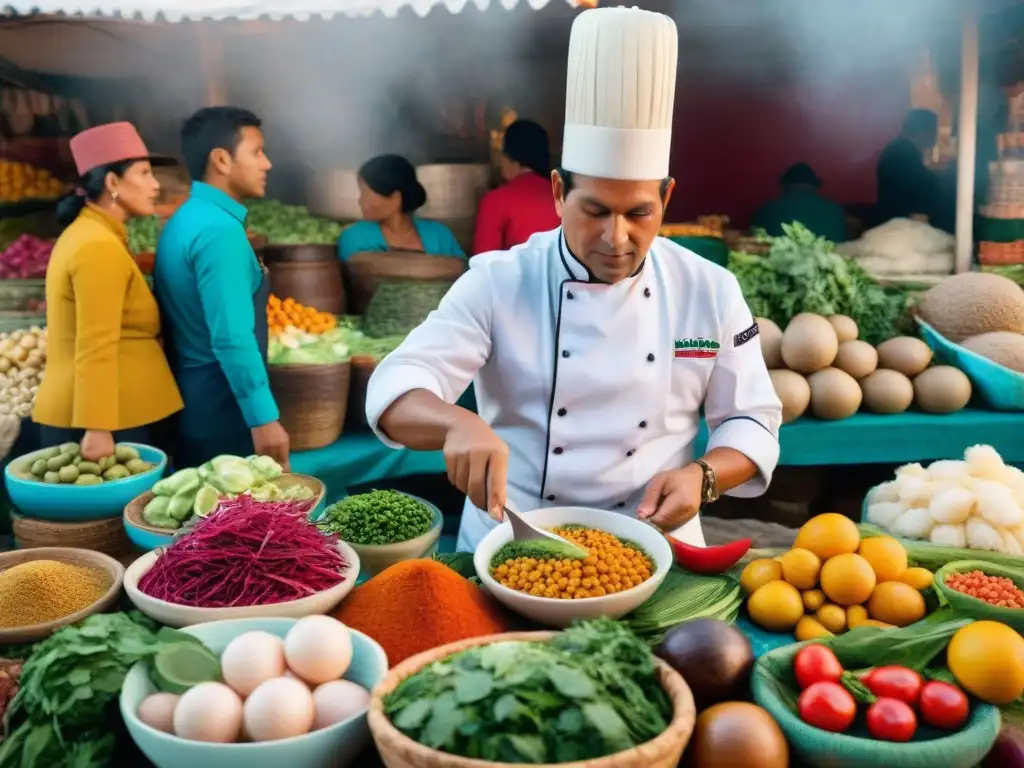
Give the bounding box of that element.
[913,366,972,414]
[808,367,862,420]
[827,314,858,342]
[781,313,838,373]
[756,317,784,369]
[833,340,878,380]
[876,336,933,377]
[769,370,811,423]
[918,272,1024,342]
[860,369,914,414]
[960,331,1024,373]
[655,619,754,710]
[687,701,789,768]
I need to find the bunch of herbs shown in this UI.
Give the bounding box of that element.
[0,611,201,768]
[384,618,671,764]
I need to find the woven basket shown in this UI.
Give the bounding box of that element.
[362,280,452,338]
[415,164,490,220]
[11,512,133,558]
[368,631,696,768]
[266,253,346,314]
[343,251,467,315]
[0,546,125,644]
[269,361,351,450]
[345,355,378,433]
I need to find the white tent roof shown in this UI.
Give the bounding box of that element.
[2,0,569,20]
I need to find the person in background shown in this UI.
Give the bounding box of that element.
[155,106,289,469]
[33,122,183,458]
[750,162,847,243]
[472,119,560,255]
[337,154,464,261]
[876,109,944,229]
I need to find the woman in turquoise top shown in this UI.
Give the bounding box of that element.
[337,154,465,261]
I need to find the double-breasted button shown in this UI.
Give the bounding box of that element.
[562,350,570,358]
[557,407,567,417]
[644,287,651,297]
[553,447,564,455]
[639,420,648,429]
[615,501,626,508]
[647,353,655,362]
[626,449,635,457]
[547,494,556,501]
[567,291,574,300]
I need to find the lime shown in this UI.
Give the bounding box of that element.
[193,485,222,518]
[152,642,221,695]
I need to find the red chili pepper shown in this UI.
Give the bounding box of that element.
[666,535,752,574]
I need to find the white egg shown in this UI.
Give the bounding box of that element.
[284,616,353,685]
[312,680,370,730]
[221,631,286,697]
[137,693,180,734]
[243,677,315,742]
[173,682,243,743]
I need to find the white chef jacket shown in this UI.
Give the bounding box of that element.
[366,228,783,552]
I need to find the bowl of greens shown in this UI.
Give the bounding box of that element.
[315,490,443,577]
[368,619,696,768]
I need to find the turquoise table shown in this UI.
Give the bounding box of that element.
[294,408,1024,504]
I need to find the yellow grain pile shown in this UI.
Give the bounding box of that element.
[0,560,110,628]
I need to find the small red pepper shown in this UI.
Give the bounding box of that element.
[665,535,752,574]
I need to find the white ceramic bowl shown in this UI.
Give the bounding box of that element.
[342,498,443,577]
[123,542,359,628]
[473,506,672,628]
[120,617,388,768]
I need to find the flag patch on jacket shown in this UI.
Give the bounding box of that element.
[734,322,759,348]
[674,338,720,359]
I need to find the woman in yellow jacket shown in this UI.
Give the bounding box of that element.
[33,122,183,461]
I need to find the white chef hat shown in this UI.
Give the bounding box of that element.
[561,6,678,181]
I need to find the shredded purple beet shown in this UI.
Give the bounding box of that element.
[137,496,348,608]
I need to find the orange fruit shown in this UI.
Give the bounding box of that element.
[740,559,782,594]
[747,581,804,632]
[802,589,826,612]
[948,621,1024,704]
[779,548,821,590]
[858,536,908,582]
[867,581,925,627]
[794,513,861,561]
[846,604,869,629]
[816,604,847,633]
[820,553,876,606]
[899,568,934,591]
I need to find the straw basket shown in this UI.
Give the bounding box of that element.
[0,547,125,644]
[343,251,467,315]
[368,631,696,768]
[264,244,346,314]
[307,168,362,221]
[415,164,490,220]
[11,512,133,558]
[269,361,351,450]
[345,355,378,433]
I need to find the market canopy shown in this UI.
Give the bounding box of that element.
[1,0,574,20]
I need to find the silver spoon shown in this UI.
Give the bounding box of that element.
[502,506,590,561]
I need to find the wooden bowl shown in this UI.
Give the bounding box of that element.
[0,547,125,644]
[368,631,696,768]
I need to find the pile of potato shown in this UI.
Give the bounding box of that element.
[0,327,45,418]
[760,314,973,423]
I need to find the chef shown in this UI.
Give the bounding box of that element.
[366,6,783,552]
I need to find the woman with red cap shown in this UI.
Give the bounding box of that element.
[33,122,183,461]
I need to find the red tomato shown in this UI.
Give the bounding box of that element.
[919,681,970,730]
[798,681,857,733]
[793,644,844,690]
[866,698,917,742]
[862,666,923,706]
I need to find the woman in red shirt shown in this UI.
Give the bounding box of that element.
[472,120,561,255]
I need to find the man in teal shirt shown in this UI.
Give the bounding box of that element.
[750,163,848,243]
[155,106,289,469]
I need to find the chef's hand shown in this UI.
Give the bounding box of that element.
[80,429,115,462]
[637,463,704,530]
[252,420,291,471]
[443,412,509,521]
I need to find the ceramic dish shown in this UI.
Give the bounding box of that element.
[329,494,443,577]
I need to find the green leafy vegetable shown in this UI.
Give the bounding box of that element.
[728,222,908,345]
[0,612,203,768]
[318,489,435,545]
[383,618,672,764]
[623,567,742,644]
[244,199,345,245]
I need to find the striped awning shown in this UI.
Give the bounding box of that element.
[1,0,573,20]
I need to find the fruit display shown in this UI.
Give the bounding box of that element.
[25,442,154,485]
[244,199,345,245]
[267,294,337,336]
[135,616,370,744]
[266,295,353,366]
[0,326,45,417]
[946,620,1024,705]
[742,513,933,637]
[864,444,1024,553]
[660,215,729,238]
[0,234,52,279]
[0,159,63,203]
[141,454,312,529]
[760,312,972,421]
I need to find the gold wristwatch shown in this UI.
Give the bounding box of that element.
[694,459,719,504]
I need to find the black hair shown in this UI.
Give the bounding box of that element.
[556,169,673,202]
[358,154,427,213]
[56,160,136,227]
[902,109,938,138]
[780,162,822,189]
[180,106,262,182]
[503,120,551,176]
